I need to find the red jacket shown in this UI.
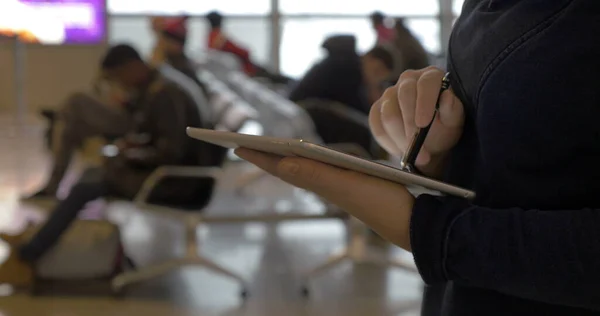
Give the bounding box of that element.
[208,29,256,75]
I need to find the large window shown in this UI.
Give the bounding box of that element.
[107,0,271,15]
[280,18,374,78]
[453,0,465,16]
[280,17,440,78]
[405,19,440,55]
[106,0,458,76]
[280,0,439,16]
[109,16,271,65]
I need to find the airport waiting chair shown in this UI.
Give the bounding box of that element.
[289,102,417,296]
[111,72,268,297]
[198,69,264,162]
[200,58,420,300]
[226,71,315,138]
[109,163,255,298]
[299,100,386,160]
[212,67,418,294]
[198,70,259,132]
[225,81,419,296]
[109,68,239,295]
[204,50,243,82]
[228,73,374,189]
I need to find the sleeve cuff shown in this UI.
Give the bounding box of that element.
[410,194,472,285]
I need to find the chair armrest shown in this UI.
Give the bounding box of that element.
[134,166,223,205]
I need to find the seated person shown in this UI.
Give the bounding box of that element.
[150,15,210,97]
[205,11,256,76]
[0,44,209,286]
[205,11,291,84]
[387,18,429,81]
[149,15,168,65]
[370,11,395,45]
[24,69,131,200]
[288,35,394,115]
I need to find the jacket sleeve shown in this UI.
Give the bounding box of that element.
[222,39,251,61]
[411,194,600,310]
[125,87,188,167]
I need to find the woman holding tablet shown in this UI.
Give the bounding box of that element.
[237,1,600,315]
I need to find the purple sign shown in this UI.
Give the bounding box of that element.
[16,0,106,44]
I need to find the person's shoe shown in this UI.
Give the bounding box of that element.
[0,233,22,247]
[0,233,33,289]
[0,249,33,289]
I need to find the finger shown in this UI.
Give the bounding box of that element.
[369,99,402,156]
[437,89,464,128]
[415,149,431,166]
[397,75,418,138]
[234,148,283,175]
[415,69,445,128]
[275,156,395,210]
[393,67,430,85]
[380,88,407,153]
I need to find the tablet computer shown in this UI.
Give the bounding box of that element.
[187,127,475,200]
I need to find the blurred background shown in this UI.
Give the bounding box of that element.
[0,1,466,315]
[0,0,465,116]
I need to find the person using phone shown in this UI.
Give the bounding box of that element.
[0,44,210,286]
[236,1,600,315]
[22,73,131,201]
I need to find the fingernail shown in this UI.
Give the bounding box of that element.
[281,161,300,176]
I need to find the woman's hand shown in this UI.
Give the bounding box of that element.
[235,148,415,251]
[369,67,465,178]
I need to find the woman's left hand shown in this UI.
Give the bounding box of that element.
[235,148,415,251]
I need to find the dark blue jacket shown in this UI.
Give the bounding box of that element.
[411,1,600,315]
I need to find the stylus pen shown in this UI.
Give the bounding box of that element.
[401,72,451,172]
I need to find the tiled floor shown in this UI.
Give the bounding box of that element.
[0,117,422,315]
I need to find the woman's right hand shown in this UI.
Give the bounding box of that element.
[369,67,465,178]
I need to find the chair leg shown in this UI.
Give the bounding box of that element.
[303,251,350,281]
[112,258,187,291]
[301,217,419,297]
[112,217,249,297]
[299,251,349,297]
[184,219,249,295]
[187,256,248,288]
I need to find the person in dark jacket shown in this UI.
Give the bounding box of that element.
[0,44,209,285]
[235,1,600,315]
[289,35,394,115]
